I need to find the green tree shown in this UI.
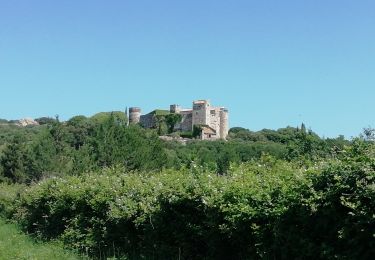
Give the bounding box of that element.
[154,115,168,135]
[34,117,57,125]
[363,127,375,141]
[192,125,202,138]
[216,145,238,175]
[26,130,57,180]
[0,135,28,183]
[165,114,182,134]
[66,115,93,150]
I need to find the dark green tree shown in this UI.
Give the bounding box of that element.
[66,115,93,150]
[34,117,57,125]
[216,145,238,175]
[154,115,168,135]
[165,114,182,134]
[0,135,28,183]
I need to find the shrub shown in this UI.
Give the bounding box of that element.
[12,143,375,259]
[14,160,310,259]
[0,183,25,218]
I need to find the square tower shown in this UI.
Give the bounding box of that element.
[192,100,210,128]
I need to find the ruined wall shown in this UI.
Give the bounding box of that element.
[179,111,193,132]
[140,114,155,128]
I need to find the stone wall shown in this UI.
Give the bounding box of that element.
[178,111,193,132]
[192,100,210,126]
[209,108,221,138]
[140,114,155,128]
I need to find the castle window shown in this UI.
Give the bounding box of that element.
[210,110,215,115]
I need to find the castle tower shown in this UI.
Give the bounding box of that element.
[219,108,229,139]
[170,104,181,114]
[192,100,210,129]
[128,107,141,124]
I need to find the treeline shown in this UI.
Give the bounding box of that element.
[0,113,165,183]
[1,113,374,259]
[0,113,349,183]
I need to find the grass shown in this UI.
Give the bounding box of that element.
[179,131,193,138]
[151,109,170,116]
[0,218,84,260]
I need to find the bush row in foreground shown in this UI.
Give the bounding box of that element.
[7,143,375,259]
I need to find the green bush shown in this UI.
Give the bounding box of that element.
[0,183,25,218]
[12,143,375,259]
[14,160,309,259]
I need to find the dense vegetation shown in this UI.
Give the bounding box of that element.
[0,113,373,259]
[0,114,349,183]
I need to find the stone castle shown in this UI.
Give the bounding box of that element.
[128,100,229,140]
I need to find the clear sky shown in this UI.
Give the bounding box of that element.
[1,1,374,138]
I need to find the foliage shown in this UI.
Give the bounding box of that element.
[0,124,43,147]
[179,131,193,138]
[363,126,375,141]
[0,113,354,184]
[11,143,375,259]
[301,140,375,259]
[0,113,168,183]
[0,183,25,218]
[1,113,371,259]
[14,161,303,258]
[192,125,202,138]
[92,120,167,171]
[165,113,182,133]
[90,111,127,125]
[0,134,30,183]
[151,109,170,116]
[35,117,57,125]
[229,124,350,161]
[153,113,183,134]
[154,114,168,136]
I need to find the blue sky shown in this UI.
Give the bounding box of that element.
[0,1,374,138]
